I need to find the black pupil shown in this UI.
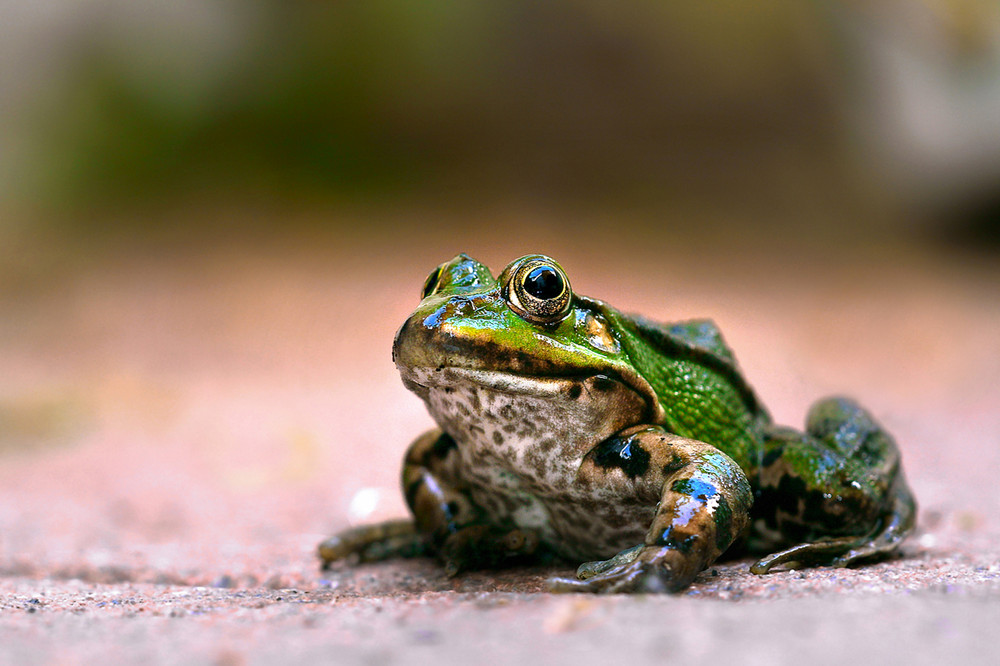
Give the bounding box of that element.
[524,266,563,300]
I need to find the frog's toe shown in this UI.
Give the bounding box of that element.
[548,561,681,595]
[547,569,643,594]
[547,574,595,593]
[575,544,644,580]
[440,525,541,575]
[832,527,911,568]
[835,484,916,567]
[749,537,861,575]
[318,519,425,568]
[550,546,701,594]
[750,533,908,575]
[832,547,882,568]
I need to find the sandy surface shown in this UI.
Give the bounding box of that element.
[1,210,998,664]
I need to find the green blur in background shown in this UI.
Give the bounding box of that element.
[2,0,1000,241]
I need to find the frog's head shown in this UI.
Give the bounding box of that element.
[393,254,665,425]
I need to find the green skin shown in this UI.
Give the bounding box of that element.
[320,254,916,593]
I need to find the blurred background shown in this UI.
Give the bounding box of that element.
[3,1,1000,233]
[1,1,998,586]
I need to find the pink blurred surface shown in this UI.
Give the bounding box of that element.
[1,209,998,663]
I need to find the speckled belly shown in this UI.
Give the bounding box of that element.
[410,366,655,560]
[461,474,655,561]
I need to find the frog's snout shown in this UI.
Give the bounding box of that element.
[393,310,446,372]
[392,318,411,365]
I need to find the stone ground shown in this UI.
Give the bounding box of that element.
[1,208,998,664]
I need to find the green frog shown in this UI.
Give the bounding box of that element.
[319,254,916,593]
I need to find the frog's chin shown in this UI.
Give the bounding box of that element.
[400,365,658,455]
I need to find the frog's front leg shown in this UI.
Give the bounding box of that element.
[550,426,753,594]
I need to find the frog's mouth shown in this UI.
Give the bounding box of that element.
[403,366,589,398]
[399,365,664,425]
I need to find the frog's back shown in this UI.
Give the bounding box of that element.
[611,313,770,470]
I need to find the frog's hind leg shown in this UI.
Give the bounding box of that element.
[318,429,541,575]
[749,397,916,575]
[750,475,915,574]
[318,519,428,568]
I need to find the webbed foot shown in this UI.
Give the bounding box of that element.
[548,545,703,594]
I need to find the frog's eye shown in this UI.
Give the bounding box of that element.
[421,264,444,299]
[503,255,573,324]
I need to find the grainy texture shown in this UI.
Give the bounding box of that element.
[1,212,998,664]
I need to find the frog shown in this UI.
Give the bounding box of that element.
[319,253,916,593]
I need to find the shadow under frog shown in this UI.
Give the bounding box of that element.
[319,254,916,594]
